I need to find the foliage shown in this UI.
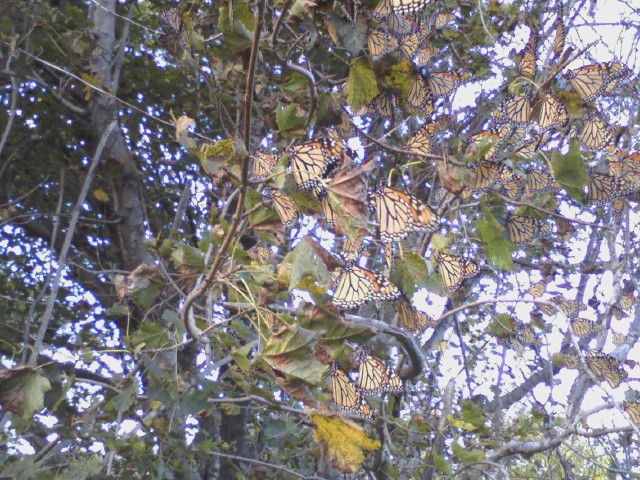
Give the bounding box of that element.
[1,0,640,479]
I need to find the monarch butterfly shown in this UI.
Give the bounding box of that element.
[551,295,586,319]
[583,350,628,388]
[579,114,614,152]
[250,245,276,264]
[518,29,538,79]
[263,188,299,230]
[471,160,514,192]
[356,351,403,394]
[538,94,569,131]
[555,216,577,241]
[623,401,640,424]
[405,123,437,156]
[524,167,559,199]
[330,362,373,421]
[436,252,480,292]
[361,91,395,120]
[515,328,541,347]
[588,170,616,204]
[422,70,471,98]
[467,126,514,161]
[405,75,434,115]
[369,185,441,242]
[528,281,546,298]
[339,237,367,264]
[609,153,640,177]
[414,46,439,66]
[610,304,628,320]
[620,295,640,310]
[289,139,342,195]
[389,0,434,15]
[372,0,392,19]
[251,153,277,180]
[552,3,565,58]
[612,332,635,346]
[502,175,524,200]
[399,31,422,58]
[506,213,551,245]
[570,318,604,336]
[397,296,437,332]
[367,27,399,60]
[159,8,190,53]
[331,264,402,309]
[565,62,632,102]
[492,93,531,127]
[510,135,546,161]
[433,12,455,28]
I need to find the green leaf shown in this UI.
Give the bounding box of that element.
[433,451,452,475]
[276,104,307,135]
[106,381,138,412]
[285,240,328,292]
[476,207,514,270]
[22,372,51,418]
[232,342,254,371]
[393,252,428,297]
[453,442,485,463]
[130,322,171,350]
[63,455,104,480]
[550,140,588,202]
[345,59,378,111]
[262,324,327,384]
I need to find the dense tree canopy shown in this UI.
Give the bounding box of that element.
[3,0,640,478]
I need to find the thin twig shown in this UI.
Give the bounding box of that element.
[208,451,327,479]
[29,121,117,365]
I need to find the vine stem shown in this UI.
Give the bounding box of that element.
[181,0,266,341]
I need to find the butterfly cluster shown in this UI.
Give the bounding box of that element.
[330,351,402,421]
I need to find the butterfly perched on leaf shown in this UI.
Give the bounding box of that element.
[330,361,373,421]
[537,94,569,132]
[436,252,480,293]
[565,61,633,102]
[405,123,437,156]
[330,264,402,309]
[251,152,277,181]
[405,75,435,115]
[262,187,299,230]
[506,213,551,245]
[356,351,403,394]
[517,28,538,80]
[421,70,472,98]
[288,138,344,197]
[368,185,441,243]
[492,93,532,128]
[470,160,514,192]
[397,296,437,332]
[524,167,559,199]
[579,113,616,153]
[367,27,399,60]
[467,125,514,162]
[624,401,640,424]
[570,318,604,336]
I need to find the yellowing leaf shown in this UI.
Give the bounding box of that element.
[447,414,478,431]
[309,409,381,473]
[93,189,110,203]
[345,59,378,111]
